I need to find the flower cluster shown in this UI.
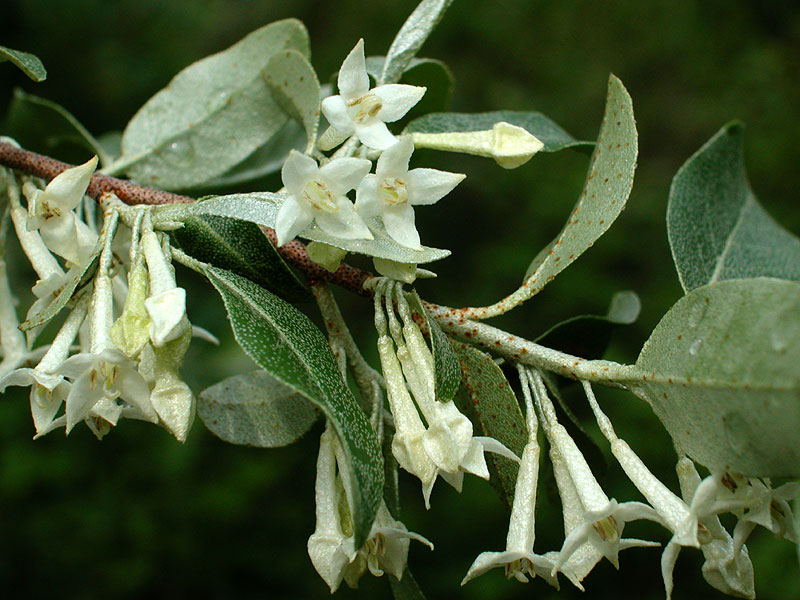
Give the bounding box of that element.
[275,40,465,258]
[0,157,198,441]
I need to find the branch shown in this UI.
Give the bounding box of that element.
[0,142,638,387]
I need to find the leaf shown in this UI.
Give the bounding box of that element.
[523,75,637,292]
[406,290,461,402]
[630,278,800,477]
[405,110,593,153]
[452,341,527,508]
[668,122,800,292]
[263,48,320,153]
[198,370,319,447]
[198,119,305,190]
[0,45,46,81]
[116,19,309,190]
[389,568,427,600]
[19,242,102,331]
[204,266,382,546]
[535,290,640,359]
[170,214,309,302]
[6,88,112,166]
[380,0,454,85]
[167,192,450,265]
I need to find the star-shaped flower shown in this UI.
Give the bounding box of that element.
[356,137,465,248]
[321,39,426,150]
[275,151,373,246]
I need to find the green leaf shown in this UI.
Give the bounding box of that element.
[204,266,382,546]
[452,341,526,508]
[406,290,461,402]
[263,48,320,153]
[19,242,102,331]
[6,88,111,166]
[116,19,309,190]
[405,110,592,153]
[380,0,454,85]
[198,370,319,447]
[167,193,450,265]
[170,214,309,302]
[535,290,640,359]
[198,119,305,190]
[0,45,46,81]
[523,75,637,291]
[389,568,427,600]
[668,122,800,292]
[630,278,800,477]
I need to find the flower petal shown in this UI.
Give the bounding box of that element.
[376,136,413,179]
[373,84,426,122]
[42,156,98,211]
[281,151,318,196]
[406,168,465,206]
[315,198,373,240]
[355,120,398,150]
[337,39,369,99]
[355,175,382,218]
[319,157,372,196]
[275,195,313,246]
[321,95,356,137]
[383,203,420,249]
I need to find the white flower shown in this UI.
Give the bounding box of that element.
[25,156,99,265]
[140,230,190,347]
[355,137,465,248]
[532,375,658,587]
[321,39,426,150]
[462,367,559,587]
[275,151,373,246]
[308,423,430,592]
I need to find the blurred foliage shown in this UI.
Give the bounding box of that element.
[1,0,799,598]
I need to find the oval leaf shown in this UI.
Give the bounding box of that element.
[0,45,46,81]
[380,0,454,85]
[117,20,309,190]
[405,110,592,153]
[452,341,526,508]
[631,278,800,477]
[263,49,320,153]
[170,214,309,302]
[524,75,637,290]
[198,370,319,447]
[204,265,382,546]
[668,122,800,292]
[169,193,450,265]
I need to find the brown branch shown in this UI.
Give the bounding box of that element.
[0,141,374,296]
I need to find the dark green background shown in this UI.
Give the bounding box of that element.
[1,1,798,598]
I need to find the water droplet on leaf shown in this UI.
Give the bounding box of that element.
[689,338,703,356]
[159,138,196,169]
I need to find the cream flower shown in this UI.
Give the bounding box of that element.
[356,137,465,248]
[275,151,372,246]
[321,39,425,150]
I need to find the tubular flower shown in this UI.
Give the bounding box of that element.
[355,136,465,248]
[461,367,559,588]
[275,151,373,246]
[529,373,659,587]
[24,156,99,266]
[321,39,426,150]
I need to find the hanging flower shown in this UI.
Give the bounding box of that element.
[275,151,373,246]
[356,137,465,248]
[320,39,426,150]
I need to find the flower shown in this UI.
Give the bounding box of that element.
[308,423,430,592]
[275,151,373,246]
[355,137,465,248]
[320,39,426,150]
[25,156,99,265]
[140,230,190,347]
[462,367,559,588]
